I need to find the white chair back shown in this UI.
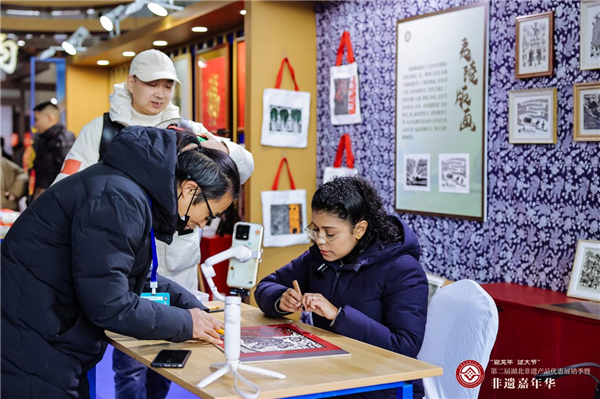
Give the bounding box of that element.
[417,279,499,399]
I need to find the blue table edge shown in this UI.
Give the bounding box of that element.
[283,381,412,399]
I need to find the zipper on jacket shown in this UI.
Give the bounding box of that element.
[329,260,344,298]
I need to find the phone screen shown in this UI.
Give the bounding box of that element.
[151,349,191,368]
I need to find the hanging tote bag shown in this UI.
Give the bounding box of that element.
[323,134,359,183]
[261,158,309,247]
[330,31,362,125]
[261,58,311,148]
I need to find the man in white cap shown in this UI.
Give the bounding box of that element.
[54,49,254,399]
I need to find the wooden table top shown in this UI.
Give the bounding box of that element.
[107,302,443,399]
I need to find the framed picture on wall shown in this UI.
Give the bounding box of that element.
[573,81,600,141]
[508,88,557,144]
[172,52,193,120]
[515,11,554,79]
[196,44,230,134]
[567,240,600,303]
[581,0,600,70]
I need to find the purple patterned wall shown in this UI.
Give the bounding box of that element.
[315,0,600,292]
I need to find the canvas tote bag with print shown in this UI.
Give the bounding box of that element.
[323,134,359,183]
[261,158,308,247]
[261,58,311,148]
[330,31,362,125]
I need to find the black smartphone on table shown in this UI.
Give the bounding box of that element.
[151,349,191,368]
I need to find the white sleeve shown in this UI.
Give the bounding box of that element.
[190,121,255,184]
[53,116,103,184]
[156,229,201,276]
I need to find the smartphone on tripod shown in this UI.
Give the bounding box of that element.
[226,222,264,290]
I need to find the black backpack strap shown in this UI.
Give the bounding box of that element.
[99,112,123,160]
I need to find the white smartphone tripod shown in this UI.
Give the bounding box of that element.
[197,245,286,399]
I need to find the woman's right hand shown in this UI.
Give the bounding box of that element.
[279,288,303,312]
[188,308,223,345]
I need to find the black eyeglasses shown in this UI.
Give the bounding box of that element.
[198,184,216,222]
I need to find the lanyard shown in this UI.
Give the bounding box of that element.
[147,195,159,294]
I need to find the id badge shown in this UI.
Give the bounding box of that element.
[141,292,170,306]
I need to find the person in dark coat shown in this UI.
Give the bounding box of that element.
[1,126,240,399]
[254,177,428,399]
[31,101,75,201]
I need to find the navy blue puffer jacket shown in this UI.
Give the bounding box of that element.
[255,217,428,399]
[2,127,204,399]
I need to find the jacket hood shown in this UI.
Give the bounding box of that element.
[109,82,182,127]
[102,125,177,241]
[309,216,421,272]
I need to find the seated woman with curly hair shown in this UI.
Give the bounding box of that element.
[254,176,428,399]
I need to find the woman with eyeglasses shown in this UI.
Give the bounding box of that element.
[254,176,428,399]
[1,126,240,399]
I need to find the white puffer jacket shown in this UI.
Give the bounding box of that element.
[54,82,254,300]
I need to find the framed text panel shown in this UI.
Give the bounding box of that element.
[395,2,488,221]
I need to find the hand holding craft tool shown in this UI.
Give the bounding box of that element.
[293,280,305,311]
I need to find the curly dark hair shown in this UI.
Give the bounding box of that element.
[311,176,403,260]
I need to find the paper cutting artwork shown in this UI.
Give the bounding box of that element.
[216,324,350,363]
[439,153,470,194]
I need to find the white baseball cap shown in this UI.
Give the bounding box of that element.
[129,49,181,84]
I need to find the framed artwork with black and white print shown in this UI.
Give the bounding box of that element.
[573,81,600,142]
[516,11,554,79]
[509,88,557,144]
[567,240,600,302]
[581,0,600,70]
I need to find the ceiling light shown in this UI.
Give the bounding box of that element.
[153,40,168,46]
[147,1,183,17]
[97,60,110,66]
[25,34,33,39]
[17,40,25,47]
[100,4,125,33]
[148,3,168,17]
[122,51,136,57]
[101,3,146,37]
[6,9,40,16]
[61,42,76,55]
[40,34,46,39]
[51,10,81,17]
[240,10,247,15]
[192,27,208,33]
[100,16,113,32]
[53,33,68,41]
[50,98,58,105]
[87,9,95,15]
[61,26,90,56]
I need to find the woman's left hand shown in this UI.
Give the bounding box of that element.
[302,293,339,320]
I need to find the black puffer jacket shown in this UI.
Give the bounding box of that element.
[33,124,75,189]
[1,126,204,399]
